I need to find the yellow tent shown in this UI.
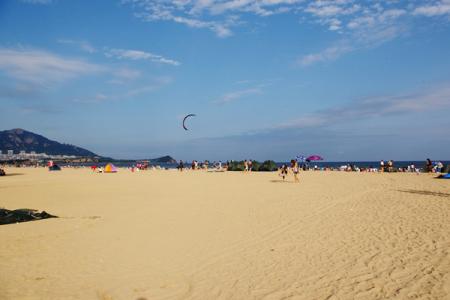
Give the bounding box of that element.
[104,163,118,173]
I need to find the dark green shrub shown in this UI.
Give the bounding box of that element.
[258,160,278,172]
[227,160,277,171]
[227,160,245,171]
[250,160,260,171]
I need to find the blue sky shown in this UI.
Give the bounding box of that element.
[1,0,450,161]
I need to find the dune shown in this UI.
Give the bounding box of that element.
[1,167,449,299]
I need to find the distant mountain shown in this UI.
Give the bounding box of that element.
[149,155,176,164]
[0,129,98,157]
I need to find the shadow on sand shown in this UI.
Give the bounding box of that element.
[1,173,25,177]
[270,179,293,183]
[398,189,450,198]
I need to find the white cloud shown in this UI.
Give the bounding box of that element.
[121,0,450,70]
[305,3,358,18]
[298,2,410,67]
[105,48,180,66]
[122,1,450,67]
[58,40,180,66]
[123,0,293,37]
[123,0,450,39]
[413,1,450,17]
[328,18,342,31]
[0,47,104,85]
[173,16,234,37]
[214,87,262,104]
[297,43,352,66]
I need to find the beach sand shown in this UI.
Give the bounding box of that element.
[1,167,449,299]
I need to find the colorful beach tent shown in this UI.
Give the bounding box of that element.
[104,163,118,173]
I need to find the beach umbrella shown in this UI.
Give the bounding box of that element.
[306,155,323,162]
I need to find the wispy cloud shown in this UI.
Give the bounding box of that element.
[57,40,180,66]
[297,42,353,66]
[105,48,180,66]
[58,39,97,53]
[298,3,410,66]
[0,47,104,85]
[214,87,262,104]
[122,0,412,38]
[297,22,406,67]
[123,0,450,69]
[171,15,235,38]
[74,76,173,103]
[277,85,450,130]
[122,0,280,37]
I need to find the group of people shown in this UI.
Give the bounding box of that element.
[379,159,446,173]
[243,160,253,172]
[279,159,300,182]
[426,159,445,173]
[379,160,395,172]
[177,160,230,171]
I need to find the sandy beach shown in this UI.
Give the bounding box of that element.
[1,167,449,300]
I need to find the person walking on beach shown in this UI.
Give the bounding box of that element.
[291,159,300,183]
[380,160,385,172]
[178,160,184,172]
[248,160,253,172]
[280,164,288,181]
[244,160,249,172]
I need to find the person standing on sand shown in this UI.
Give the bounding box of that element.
[426,158,433,173]
[291,159,300,183]
[387,160,394,172]
[380,160,385,172]
[244,160,248,172]
[248,160,253,172]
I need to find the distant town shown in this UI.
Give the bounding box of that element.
[0,150,81,161]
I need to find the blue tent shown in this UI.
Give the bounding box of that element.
[437,173,450,179]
